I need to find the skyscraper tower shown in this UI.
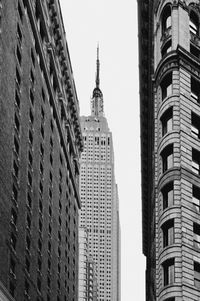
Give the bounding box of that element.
[138,1,200,300]
[0,1,83,300]
[79,48,121,301]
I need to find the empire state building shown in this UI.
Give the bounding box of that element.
[79,48,121,301]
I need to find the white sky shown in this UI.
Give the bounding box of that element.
[59,0,146,300]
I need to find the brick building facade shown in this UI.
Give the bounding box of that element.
[138,0,200,300]
[0,0,83,300]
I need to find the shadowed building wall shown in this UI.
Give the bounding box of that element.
[0,0,83,300]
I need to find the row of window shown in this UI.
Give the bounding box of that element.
[160,143,200,176]
[162,181,200,211]
[161,218,200,249]
[160,72,200,104]
[162,258,200,290]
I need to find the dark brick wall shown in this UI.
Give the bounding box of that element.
[0,1,81,300]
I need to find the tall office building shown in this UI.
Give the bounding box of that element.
[0,0,83,300]
[79,49,121,301]
[138,1,200,300]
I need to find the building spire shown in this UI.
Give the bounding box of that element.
[91,45,104,117]
[96,44,100,88]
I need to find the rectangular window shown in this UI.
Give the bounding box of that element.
[190,44,200,59]
[194,223,200,249]
[194,261,200,289]
[191,112,200,139]
[162,182,174,210]
[161,107,173,136]
[162,219,174,248]
[192,149,200,175]
[161,73,172,101]
[163,258,175,286]
[191,77,200,103]
[193,185,200,211]
[161,144,173,173]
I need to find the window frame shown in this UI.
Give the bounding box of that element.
[162,219,174,248]
[193,185,200,212]
[190,11,199,36]
[163,258,175,286]
[162,181,174,210]
[161,144,174,173]
[161,5,172,35]
[194,261,200,289]
[161,107,173,136]
[193,223,200,249]
[161,72,173,101]
[192,148,200,175]
[191,76,200,103]
[191,112,200,139]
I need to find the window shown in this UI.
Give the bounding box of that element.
[162,182,173,209]
[162,40,172,57]
[194,261,200,288]
[191,77,200,103]
[191,112,200,139]
[192,148,200,175]
[190,11,199,35]
[162,5,172,34]
[162,219,174,247]
[163,258,175,286]
[161,107,173,136]
[161,73,172,100]
[190,43,200,59]
[193,185,200,211]
[194,223,200,249]
[161,144,173,173]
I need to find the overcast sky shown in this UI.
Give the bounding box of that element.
[59,0,146,300]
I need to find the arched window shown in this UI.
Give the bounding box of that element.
[190,11,199,35]
[162,5,172,34]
